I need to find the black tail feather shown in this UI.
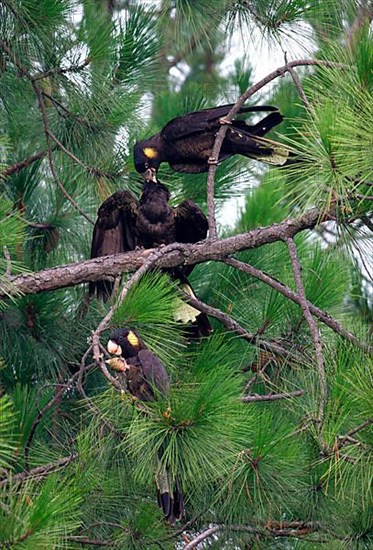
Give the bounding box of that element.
[157,482,184,524]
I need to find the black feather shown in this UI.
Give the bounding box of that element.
[134,103,290,175]
[107,328,184,522]
[90,181,212,337]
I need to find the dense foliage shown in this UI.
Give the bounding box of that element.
[0,0,372,548]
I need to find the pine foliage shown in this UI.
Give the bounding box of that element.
[0,0,372,548]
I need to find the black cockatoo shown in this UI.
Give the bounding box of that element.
[106,327,183,523]
[134,103,290,179]
[90,179,212,337]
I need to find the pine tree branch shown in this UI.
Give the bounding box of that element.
[337,418,373,449]
[182,290,300,359]
[223,257,369,352]
[183,522,320,549]
[0,149,48,177]
[31,82,95,225]
[242,390,304,402]
[286,238,327,432]
[2,208,371,353]
[3,246,11,276]
[24,365,92,470]
[31,57,91,81]
[184,526,220,549]
[65,536,111,547]
[167,35,198,69]
[1,207,331,297]
[0,39,94,224]
[0,454,78,488]
[284,52,313,112]
[205,58,348,238]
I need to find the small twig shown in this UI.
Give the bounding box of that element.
[167,35,198,69]
[351,193,373,201]
[0,40,93,224]
[45,128,121,181]
[337,418,373,449]
[77,383,124,438]
[244,353,274,390]
[286,238,327,432]
[24,365,92,469]
[284,52,313,112]
[184,526,220,549]
[242,390,304,402]
[31,82,94,224]
[31,57,91,81]
[21,218,55,230]
[65,536,111,547]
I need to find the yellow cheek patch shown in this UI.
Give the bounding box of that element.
[127,331,139,347]
[143,147,158,159]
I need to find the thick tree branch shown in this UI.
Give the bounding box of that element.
[1,207,330,298]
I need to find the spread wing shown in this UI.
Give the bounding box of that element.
[174,200,208,244]
[138,349,170,397]
[89,190,138,299]
[162,104,280,142]
[173,200,208,276]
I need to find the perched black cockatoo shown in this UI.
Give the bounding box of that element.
[106,327,184,522]
[134,103,290,178]
[90,179,212,337]
[107,327,170,400]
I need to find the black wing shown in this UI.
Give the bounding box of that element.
[161,104,280,142]
[138,349,170,397]
[173,200,208,277]
[89,190,138,300]
[174,200,208,244]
